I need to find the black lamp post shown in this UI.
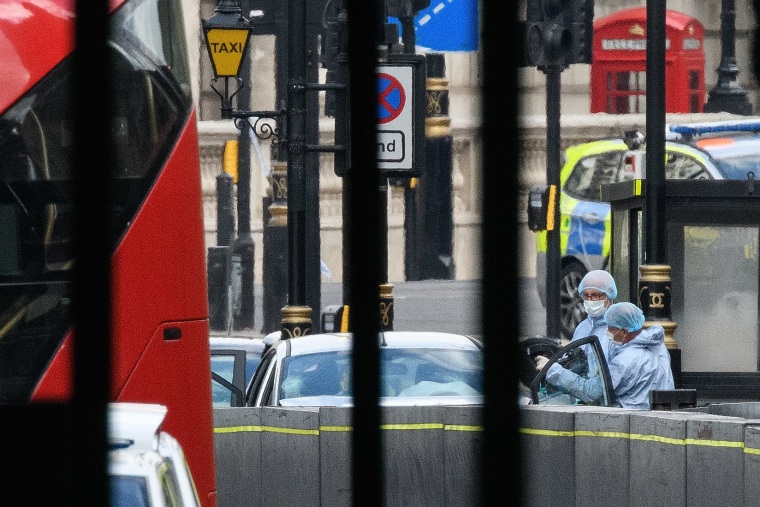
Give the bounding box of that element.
[203,0,261,332]
[203,0,312,337]
[703,0,753,115]
[204,0,345,337]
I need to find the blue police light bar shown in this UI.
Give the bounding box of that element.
[669,119,760,137]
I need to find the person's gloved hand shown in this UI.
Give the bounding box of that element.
[534,355,549,371]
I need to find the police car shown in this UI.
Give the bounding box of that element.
[532,118,760,339]
[109,403,201,507]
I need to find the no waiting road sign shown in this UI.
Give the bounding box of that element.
[377,73,406,125]
[334,54,425,177]
[376,56,424,175]
[376,67,412,169]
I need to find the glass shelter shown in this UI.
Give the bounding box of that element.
[601,179,760,400]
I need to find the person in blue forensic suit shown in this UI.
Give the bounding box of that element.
[536,302,674,409]
[572,270,617,376]
[574,270,617,343]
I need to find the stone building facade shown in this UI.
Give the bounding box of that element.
[189,0,760,282]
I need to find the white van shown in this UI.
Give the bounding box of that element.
[109,403,200,507]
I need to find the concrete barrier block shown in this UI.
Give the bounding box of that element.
[629,412,689,507]
[686,415,745,506]
[382,406,445,507]
[260,407,321,506]
[707,402,760,419]
[520,406,576,507]
[213,408,263,507]
[443,406,483,507]
[319,407,353,507]
[575,409,631,507]
[744,425,760,506]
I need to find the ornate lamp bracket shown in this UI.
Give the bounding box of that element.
[232,101,287,145]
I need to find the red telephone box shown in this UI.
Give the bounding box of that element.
[591,7,705,114]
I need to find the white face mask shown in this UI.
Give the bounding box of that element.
[583,299,606,318]
[607,330,623,345]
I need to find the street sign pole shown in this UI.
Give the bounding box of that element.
[280,0,313,337]
[544,66,562,339]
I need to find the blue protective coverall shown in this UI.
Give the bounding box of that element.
[572,313,612,377]
[546,324,674,409]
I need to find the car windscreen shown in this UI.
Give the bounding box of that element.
[279,348,483,401]
[110,475,150,507]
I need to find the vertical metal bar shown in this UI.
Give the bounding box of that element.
[263,164,289,333]
[482,1,521,506]
[346,0,382,504]
[305,26,323,331]
[643,0,681,385]
[402,15,419,282]
[421,53,454,280]
[73,0,111,503]
[262,4,289,334]
[644,0,666,264]
[234,7,255,330]
[216,171,235,246]
[281,0,313,336]
[545,68,562,339]
[379,177,392,331]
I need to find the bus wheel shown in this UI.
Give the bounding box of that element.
[559,262,587,340]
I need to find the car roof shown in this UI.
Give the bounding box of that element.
[279,331,482,355]
[210,336,265,354]
[108,402,167,450]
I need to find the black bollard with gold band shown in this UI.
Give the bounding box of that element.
[379,283,394,331]
[417,53,454,280]
[262,162,289,334]
[638,264,681,387]
[281,305,312,338]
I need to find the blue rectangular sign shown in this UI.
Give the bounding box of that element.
[389,0,479,52]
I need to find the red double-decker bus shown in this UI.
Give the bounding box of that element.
[0,1,216,505]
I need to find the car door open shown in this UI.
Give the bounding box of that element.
[529,335,616,406]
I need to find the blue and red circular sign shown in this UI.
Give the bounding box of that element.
[377,73,406,124]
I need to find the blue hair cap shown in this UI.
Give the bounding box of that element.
[578,270,618,300]
[605,302,645,332]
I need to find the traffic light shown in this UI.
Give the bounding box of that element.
[568,0,594,65]
[521,0,594,68]
[521,0,571,68]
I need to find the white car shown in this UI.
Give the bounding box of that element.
[109,403,200,507]
[244,331,484,407]
[210,336,266,407]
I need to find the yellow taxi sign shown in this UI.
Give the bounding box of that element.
[205,28,250,78]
